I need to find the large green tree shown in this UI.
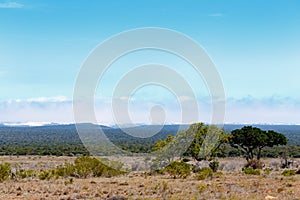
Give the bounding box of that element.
[229,126,287,163]
[152,123,226,162]
[183,123,226,161]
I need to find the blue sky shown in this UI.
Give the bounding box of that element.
[0,0,300,124]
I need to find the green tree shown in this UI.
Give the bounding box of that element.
[229,126,287,164]
[152,135,175,152]
[152,123,225,162]
[183,123,225,161]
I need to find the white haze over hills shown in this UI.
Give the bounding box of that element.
[1,95,300,126]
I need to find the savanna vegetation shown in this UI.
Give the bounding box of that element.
[0,123,300,199]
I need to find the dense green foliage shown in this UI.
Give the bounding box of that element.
[182,123,225,160]
[195,167,214,180]
[242,167,261,175]
[0,163,11,182]
[165,161,191,178]
[152,123,225,162]
[1,156,123,182]
[40,156,123,179]
[0,124,299,158]
[229,126,287,166]
[282,169,296,176]
[0,125,88,156]
[0,124,183,155]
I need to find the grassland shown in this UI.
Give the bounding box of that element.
[0,156,300,200]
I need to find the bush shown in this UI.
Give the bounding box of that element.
[16,169,36,179]
[242,167,260,175]
[0,163,11,182]
[282,169,296,176]
[38,170,54,180]
[197,183,208,193]
[165,161,191,178]
[209,160,219,172]
[196,167,213,180]
[40,156,123,180]
[67,156,122,178]
[263,168,272,175]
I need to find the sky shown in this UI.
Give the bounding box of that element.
[0,0,300,125]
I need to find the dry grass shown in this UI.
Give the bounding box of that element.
[0,156,300,200]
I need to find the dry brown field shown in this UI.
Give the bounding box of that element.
[0,156,300,200]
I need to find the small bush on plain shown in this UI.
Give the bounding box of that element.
[209,160,219,172]
[165,161,191,178]
[0,163,11,182]
[197,183,208,193]
[282,169,296,176]
[242,167,260,175]
[196,167,213,180]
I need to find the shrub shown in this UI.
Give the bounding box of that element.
[40,156,123,180]
[0,163,11,182]
[70,156,122,178]
[192,165,202,173]
[282,169,296,176]
[38,170,54,180]
[209,160,219,172]
[242,167,260,175]
[197,183,208,193]
[263,168,272,175]
[196,167,213,180]
[16,169,36,179]
[165,161,191,178]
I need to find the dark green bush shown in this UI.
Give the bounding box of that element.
[38,170,54,180]
[209,160,219,172]
[282,169,296,176]
[0,163,11,182]
[60,156,122,178]
[38,156,123,180]
[16,169,36,179]
[263,168,272,175]
[195,167,213,180]
[242,167,260,175]
[165,161,191,178]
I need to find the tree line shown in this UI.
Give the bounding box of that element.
[152,123,289,168]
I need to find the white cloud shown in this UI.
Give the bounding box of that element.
[0,1,24,8]
[0,96,300,125]
[225,96,300,124]
[0,96,73,124]
[3,122,71,127]
[26,96,69,103]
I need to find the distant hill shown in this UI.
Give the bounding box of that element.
[0,123,299,155]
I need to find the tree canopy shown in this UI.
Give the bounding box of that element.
[229,126,287,162]
[152,123,226,162]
